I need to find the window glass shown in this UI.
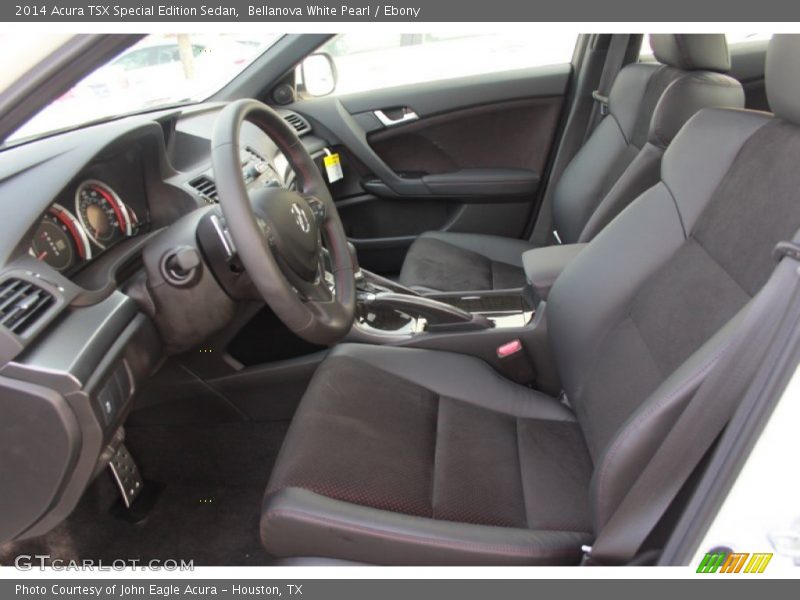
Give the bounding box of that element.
[317,32,578,96]
[641,33,773,59]
[7,33,282,144]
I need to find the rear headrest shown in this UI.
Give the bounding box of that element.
[650,34,731,72]
[766,34,800,125]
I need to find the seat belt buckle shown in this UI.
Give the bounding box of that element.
[580,544,606,566]
[592,90,609,116]
[772,240,800,263]
[496,339,536,386]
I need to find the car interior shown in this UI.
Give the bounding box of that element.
[0,32,796,566]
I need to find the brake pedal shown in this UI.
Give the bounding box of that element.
[108,443,143,508]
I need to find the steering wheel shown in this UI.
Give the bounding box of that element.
[211,99,355,345]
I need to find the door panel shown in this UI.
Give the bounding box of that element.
[337,63,570,118]
[368,97,562,175]
[291,64,572,274]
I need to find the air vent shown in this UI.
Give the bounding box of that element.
[282,111,311,136]
[0,278,55,336]
[189,175,218,203]
[244,146,266,163]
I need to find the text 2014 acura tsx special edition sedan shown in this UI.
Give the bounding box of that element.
[0,32,799,568]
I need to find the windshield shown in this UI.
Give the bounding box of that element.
[5,33,282,143]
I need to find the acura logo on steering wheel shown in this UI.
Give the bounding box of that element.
[290,202,311,233]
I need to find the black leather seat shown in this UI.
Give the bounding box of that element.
[398,34,744,292]
[262,344,592,564]
[261,35,800,565]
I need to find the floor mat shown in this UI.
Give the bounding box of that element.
[0,420,290,566]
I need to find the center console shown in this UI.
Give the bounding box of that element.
[428,292,535,329]
[352,276,536,340]
[343,241,586,396]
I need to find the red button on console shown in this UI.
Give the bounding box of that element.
[497,339,523,358]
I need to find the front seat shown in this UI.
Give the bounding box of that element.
[261,35,800,565]
[398,34,744,292]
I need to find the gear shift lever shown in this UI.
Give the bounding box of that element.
[346,242,491,332]
[347,241,364,282]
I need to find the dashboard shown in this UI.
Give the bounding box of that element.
[0,100,328,543]
[11,103,324,288]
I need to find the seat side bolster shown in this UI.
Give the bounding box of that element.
[589,309,745,531]
[261,488,590,566]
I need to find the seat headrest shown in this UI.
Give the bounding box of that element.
[648,72,745,148]
[766,35,800,125]
[650,34,731,72]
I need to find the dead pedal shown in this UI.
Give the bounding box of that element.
[108,443,143,508]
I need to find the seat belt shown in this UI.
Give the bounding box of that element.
[532,34,635,246]
[584,34,631,139]
[583,239,800,566]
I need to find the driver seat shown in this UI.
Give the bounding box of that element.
[260,36,800,565]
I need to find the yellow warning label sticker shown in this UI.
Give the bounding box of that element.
[323,153,343,183]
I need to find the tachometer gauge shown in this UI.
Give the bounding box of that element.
[30,204,92,273]
[75,179,135,248]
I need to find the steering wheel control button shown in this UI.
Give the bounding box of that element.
[256,216,271,239]
[161,246,202,287]
[306,196,327,223]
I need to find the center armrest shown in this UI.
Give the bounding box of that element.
[522,243,587,301]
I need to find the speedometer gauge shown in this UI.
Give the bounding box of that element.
[30,204,92,273]
[75,180,135,248]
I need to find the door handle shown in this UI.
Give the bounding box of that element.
[374,108,419,127]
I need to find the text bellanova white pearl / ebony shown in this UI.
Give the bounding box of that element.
[248,4,422,18]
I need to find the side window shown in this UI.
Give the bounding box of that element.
[640,33,773,60]
[724,33,773,46]
[154,46,179,65]
[316,32,578,96]
[114,48,150,71]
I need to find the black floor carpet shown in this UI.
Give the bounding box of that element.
[0,420,290,566]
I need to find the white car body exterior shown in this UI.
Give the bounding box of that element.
[692,365,800,573]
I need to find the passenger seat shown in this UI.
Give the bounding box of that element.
[398,34,745,292]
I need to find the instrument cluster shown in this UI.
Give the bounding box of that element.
[30,179,141,275]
